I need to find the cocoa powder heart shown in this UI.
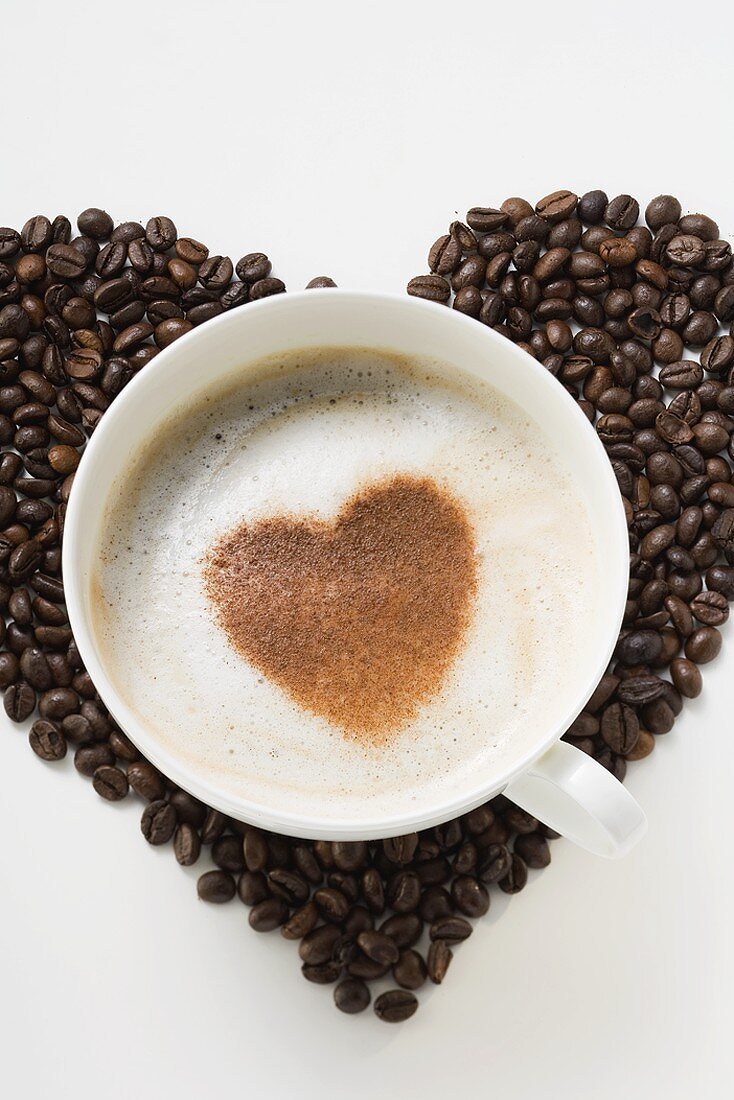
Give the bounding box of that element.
[203,474,478,740]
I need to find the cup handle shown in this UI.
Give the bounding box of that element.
[503,740,647,858]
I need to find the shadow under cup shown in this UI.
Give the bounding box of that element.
[62,290,630,841]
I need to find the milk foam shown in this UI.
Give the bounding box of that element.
[93,347,601,820]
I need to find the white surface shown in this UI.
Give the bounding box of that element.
[1,1,733,1097]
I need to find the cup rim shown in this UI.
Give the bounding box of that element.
[63,288,629,839]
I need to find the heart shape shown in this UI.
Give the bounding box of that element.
[203,474,478,742]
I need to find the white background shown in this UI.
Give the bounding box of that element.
[1,1,733,1096]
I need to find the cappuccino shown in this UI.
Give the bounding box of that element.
[92,347,600,819]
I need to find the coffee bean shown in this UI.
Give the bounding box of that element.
[407,274,451,302]
[145,216,177,251]
[427,939,453,984]
[466,207,508,233]
[77,209,113,241]
[212,834,246,873]
[514,833,551,869]
[305,276,337,289]
[373,989,418,1023]
[197,869,236,903]
[499,853,528,894]
[690,590,729,626]
[533,190,577,224]
[280,900,319,940]
[645,196,681,230]
[426,916,470,944]
[666,235,705,267]
[428,233,462,275]
[4,680,36,721]
[598,237,636,268]
[74,743,114,776]
[141,800,177,845]
[173,823,201,866]
[659,361,705,391]
[379,913,423,948]
[357,930,399,966]
[605,195,640,231]
[684,625,722,663]
[387,871,421,912]
[334,978,371,1014]
[92,764,129,801]
[670,657,703,698]
[314,887,350,923]
[28,718,66,761]
[601,702,640,753]
[249,277,285,300]
[45,244,87,279]
[361,866,385,914]
[451,875,489,917]
[249,898,288,932]
[127,759,165,800]
[573,190,605,225]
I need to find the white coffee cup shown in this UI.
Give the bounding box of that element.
[63,290,646,857]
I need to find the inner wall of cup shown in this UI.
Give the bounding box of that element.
[72,293,626,825]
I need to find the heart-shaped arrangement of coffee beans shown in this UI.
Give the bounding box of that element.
[203,473,477,739]
[1,193,732,1024]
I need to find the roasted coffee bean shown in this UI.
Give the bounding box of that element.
[73,743,114,776]
[601,702,640,753]
[141,800,177,845]
[387,871,421,912]
[690,590,729,626]
[357,930,399,966]
[279,900,318,940]
[248,897,289,931]
[298,925,339,966]
[466,207,508,233]
[333,978,371,1014]
[379,912,423,949]
[670,657,703,698]
[599,237,637,268]
[576,190,607,224]
[393,949,427,991]
[314,887,350,923]
[645,195,682,230]
[499,854,529,894]
[172,823,201,866]
[451,875,489,917]
[4,679,36,721]
[92,765,129,801]
[514,833,551,869]
[126,759,165,801]
[426,939,453,985]
[241,827,268,872]
[660,361,704,389]
[616,674,665,706]
[197,870,236,903]
[166,789,205,828]
[0,650,18,689]
[684,626,722,663]
[373,989,418,1023]
[605,194,639,231]
[249,277,285,300]
[106,729,137,762]
[642,698,676,734]
[45,244,87,279]
[417,886,451,922]
[236,870,268,907]
[210,834,245,873]
[144,216,177,251]
[28,718,66,761]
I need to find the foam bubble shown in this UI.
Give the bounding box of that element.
[93,347,601,820]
